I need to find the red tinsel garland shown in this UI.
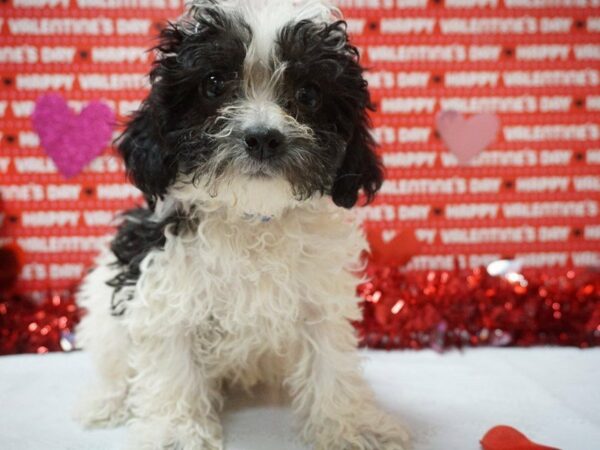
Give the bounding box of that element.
[0,218,82,355]
[0,291,80,355]
[0,266,599,355]
[357,266,600,351]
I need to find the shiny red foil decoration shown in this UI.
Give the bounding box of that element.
[0,290,81,355]
[357,266,600,351]
[1,266,599,355]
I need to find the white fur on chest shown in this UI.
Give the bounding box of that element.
[127,199,366,358]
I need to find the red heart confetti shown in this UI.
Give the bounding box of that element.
[481,425,561,450]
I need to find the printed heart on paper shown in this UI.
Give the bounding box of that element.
[32,94,115,178]
[481,426,560,450]
[436,110,500,165]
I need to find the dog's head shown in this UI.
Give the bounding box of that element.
[118,0,382,217]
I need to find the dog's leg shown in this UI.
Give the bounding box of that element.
[73,322,131,429]
[74,263,131,429]
[125,333,223,450]
[287,317,410,450]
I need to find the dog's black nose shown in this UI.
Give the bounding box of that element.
[244,128,285,160]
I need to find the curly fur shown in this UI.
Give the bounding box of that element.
[74,1,406,449]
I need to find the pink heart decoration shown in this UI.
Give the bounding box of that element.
[32,94,115,178]
[436,110,500,165]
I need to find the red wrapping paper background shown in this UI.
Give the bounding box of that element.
[0,0,599,296]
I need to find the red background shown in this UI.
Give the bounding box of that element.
[1,0,599,296]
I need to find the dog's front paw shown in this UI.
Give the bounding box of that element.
[311,414,410,450]
[126,418,223,450]
[73,385,129,429]
[316,429,409,450]
[347,426,410,450]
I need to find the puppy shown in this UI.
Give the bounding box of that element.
[75,1,409,449]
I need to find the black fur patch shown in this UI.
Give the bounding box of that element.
[116,8,249,202]
[277,20,383,208]
[107,208,187,316]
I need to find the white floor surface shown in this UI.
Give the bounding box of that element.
[1,348,599,450]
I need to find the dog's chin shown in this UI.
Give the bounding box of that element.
[171,171,302,221]
[238,160,277,179]
[218,174,301,220]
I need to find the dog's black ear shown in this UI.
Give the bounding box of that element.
[116,24,184,202]
[117,104,176,202]
[331,90,383,209]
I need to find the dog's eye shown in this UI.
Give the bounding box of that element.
[296,84,321,110]
[203,73,226,99]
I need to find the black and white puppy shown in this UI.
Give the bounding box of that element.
[75,1,408,449]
